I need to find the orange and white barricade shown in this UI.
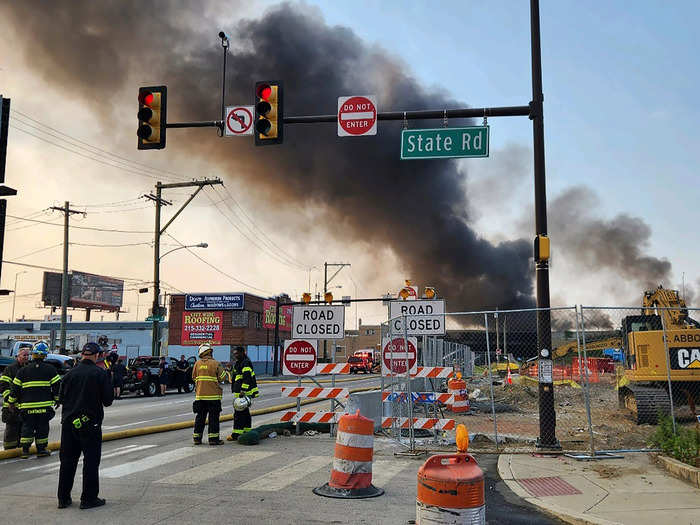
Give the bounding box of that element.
[316,363,350,374]
[313,410,384,499]
[447,378,469,413]
[416,453,485,524]
[382,417,455,430]
[280,411,343,423]
[281,387,349,399]
[414,366,453,378]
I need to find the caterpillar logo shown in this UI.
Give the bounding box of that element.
[676,348,700,369]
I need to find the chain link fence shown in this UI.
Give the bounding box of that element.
[376,304,700,455]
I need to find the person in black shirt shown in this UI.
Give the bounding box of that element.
[107,352,126,399]
[57,342,114,510]
[158,356,170,396]
[176,355,189,393]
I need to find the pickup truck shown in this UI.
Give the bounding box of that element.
[121,356,195,397]
[0,341,37,372]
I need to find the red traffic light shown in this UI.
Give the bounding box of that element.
[139,91,154,106]
[256,84,272,100]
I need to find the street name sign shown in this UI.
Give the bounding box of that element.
[382,336,418,376]
[292,305,345,339]
[224,106,254,136]
[400,126,489,160]
[283,339,317,376]
[389,299,446,336]
[337,95,377,137]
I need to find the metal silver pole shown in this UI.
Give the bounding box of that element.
[659,314,677,434]
[403,314,414,451]
[296,375,302,436]
[576,306,595,457]
[484,313,499,450]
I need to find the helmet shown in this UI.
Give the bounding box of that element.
[198,343,213,357]
[233,396,251,412]
[32,341,49,358]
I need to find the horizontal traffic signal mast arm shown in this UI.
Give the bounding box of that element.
[162,104,531,130]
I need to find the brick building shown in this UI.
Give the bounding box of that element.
[333,320,382,361]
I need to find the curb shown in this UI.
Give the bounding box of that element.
[0,385,379,460]
[649,452,700,488]
[496,454,621,525]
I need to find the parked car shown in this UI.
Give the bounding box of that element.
[122,356,195,397]
[348,355,373,374]
[45,353,75,375]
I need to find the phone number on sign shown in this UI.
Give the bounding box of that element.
[184,325,221,332]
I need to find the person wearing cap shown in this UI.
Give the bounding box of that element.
[191,343,228,445]
[1,348,29,450]
[7,342,61,458]
[227,345,259,441]
[56,341,114,510]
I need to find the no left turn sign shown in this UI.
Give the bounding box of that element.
[338,95,377,137]
[225,106,254,136]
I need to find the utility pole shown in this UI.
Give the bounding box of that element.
[322,262,350,361]
[144,178,222,356]
[49,202,84,354]
[0,96,19,297]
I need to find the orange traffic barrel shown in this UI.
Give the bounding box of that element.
[416,454,485,524]
[448,378,469,413]
[313,410,384,499]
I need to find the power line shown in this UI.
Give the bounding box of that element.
[165,234,272,295]
[1,260,146,282]
[6,214,152,234]
[8,243,63,260]
[70,241,152,248]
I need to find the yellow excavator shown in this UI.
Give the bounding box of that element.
[617,286,700,424]
[552,336,622,359]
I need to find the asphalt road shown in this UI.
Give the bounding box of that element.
[1,374,382,443]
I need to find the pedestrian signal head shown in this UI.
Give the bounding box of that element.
[198,343,213,357]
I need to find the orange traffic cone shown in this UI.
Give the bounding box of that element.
[506,367,513,385]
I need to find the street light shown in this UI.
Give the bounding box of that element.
[160,242,208,260]
[11,271,28,322]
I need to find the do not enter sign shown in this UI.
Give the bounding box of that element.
[382,336,418,376]
[338,95,377,137]
[283,339,318,376]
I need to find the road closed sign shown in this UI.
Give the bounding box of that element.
[292,305,345,340]
[382,336,418,376]
[283,339,318,376]
[389,299,446,336]
[337,95,377,137]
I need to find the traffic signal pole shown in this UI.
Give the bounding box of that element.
[145,178,222,356]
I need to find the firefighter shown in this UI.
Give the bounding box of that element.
[1,348,29,449]
[192,343,228,445]
[227,345,259,441]
[8,342,61,458]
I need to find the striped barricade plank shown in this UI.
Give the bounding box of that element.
[381,392,454,404]
[281,387,350,399]
[280,411,343,423]
[381,417,455,430]
[316,363,351,375]
[414,367,453,378]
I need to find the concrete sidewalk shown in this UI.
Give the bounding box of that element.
[498,452,700,525]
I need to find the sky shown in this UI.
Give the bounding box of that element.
[0,0,698,325]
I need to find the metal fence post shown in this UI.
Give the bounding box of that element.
[660,313,677,434]
[484,313,499,450]
[403,314,414,451]
[576,306,596,457]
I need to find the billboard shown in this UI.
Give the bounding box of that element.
[185,293,244,310]
[181,311,223,346]
[41,271,124,312]
[262,300,292,331]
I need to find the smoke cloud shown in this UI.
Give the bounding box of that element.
[1,1,535,310]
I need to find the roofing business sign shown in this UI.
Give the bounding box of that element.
[181,311,223,346]
[185,293,244,310]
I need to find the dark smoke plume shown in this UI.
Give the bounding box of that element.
[2,1,534,310]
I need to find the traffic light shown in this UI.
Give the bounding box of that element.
[137,86,167,150]
[534,234,550,261]
[254,81,283,145]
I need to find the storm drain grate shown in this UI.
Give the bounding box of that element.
[517,476,582,497]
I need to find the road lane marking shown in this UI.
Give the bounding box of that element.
[21,444,141,472]
[156,451,277,485]
[238,455,330,491]
[370,460,414,488]
[101,447,206,478]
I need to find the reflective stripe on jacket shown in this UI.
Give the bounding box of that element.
[8,360,61,410]
[232,357,259,399]
[192,357,226,400]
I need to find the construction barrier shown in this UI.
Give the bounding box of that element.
[416,454,485,524]
[281,387,349,399]
[447,378,469,413]
[313,410,384,499]
[413,366,453,378]
[316,363,351,374]
[280,411,343,423]
[382,417,455,430]
[382,392,454,404]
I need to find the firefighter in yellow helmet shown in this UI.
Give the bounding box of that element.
[191,343,228,445]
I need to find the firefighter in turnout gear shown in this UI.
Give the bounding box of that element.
[8,342,61,458]
[1,348,30,449]
[227,345,259,441]
[191,343,228,445]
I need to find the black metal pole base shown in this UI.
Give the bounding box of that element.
[313,483,384,499]
[536,438,562,450]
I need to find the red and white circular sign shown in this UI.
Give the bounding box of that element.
[225,106,253,136]
[283,339,317,376]
[382,337,417,376]
[337,95,377,137]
